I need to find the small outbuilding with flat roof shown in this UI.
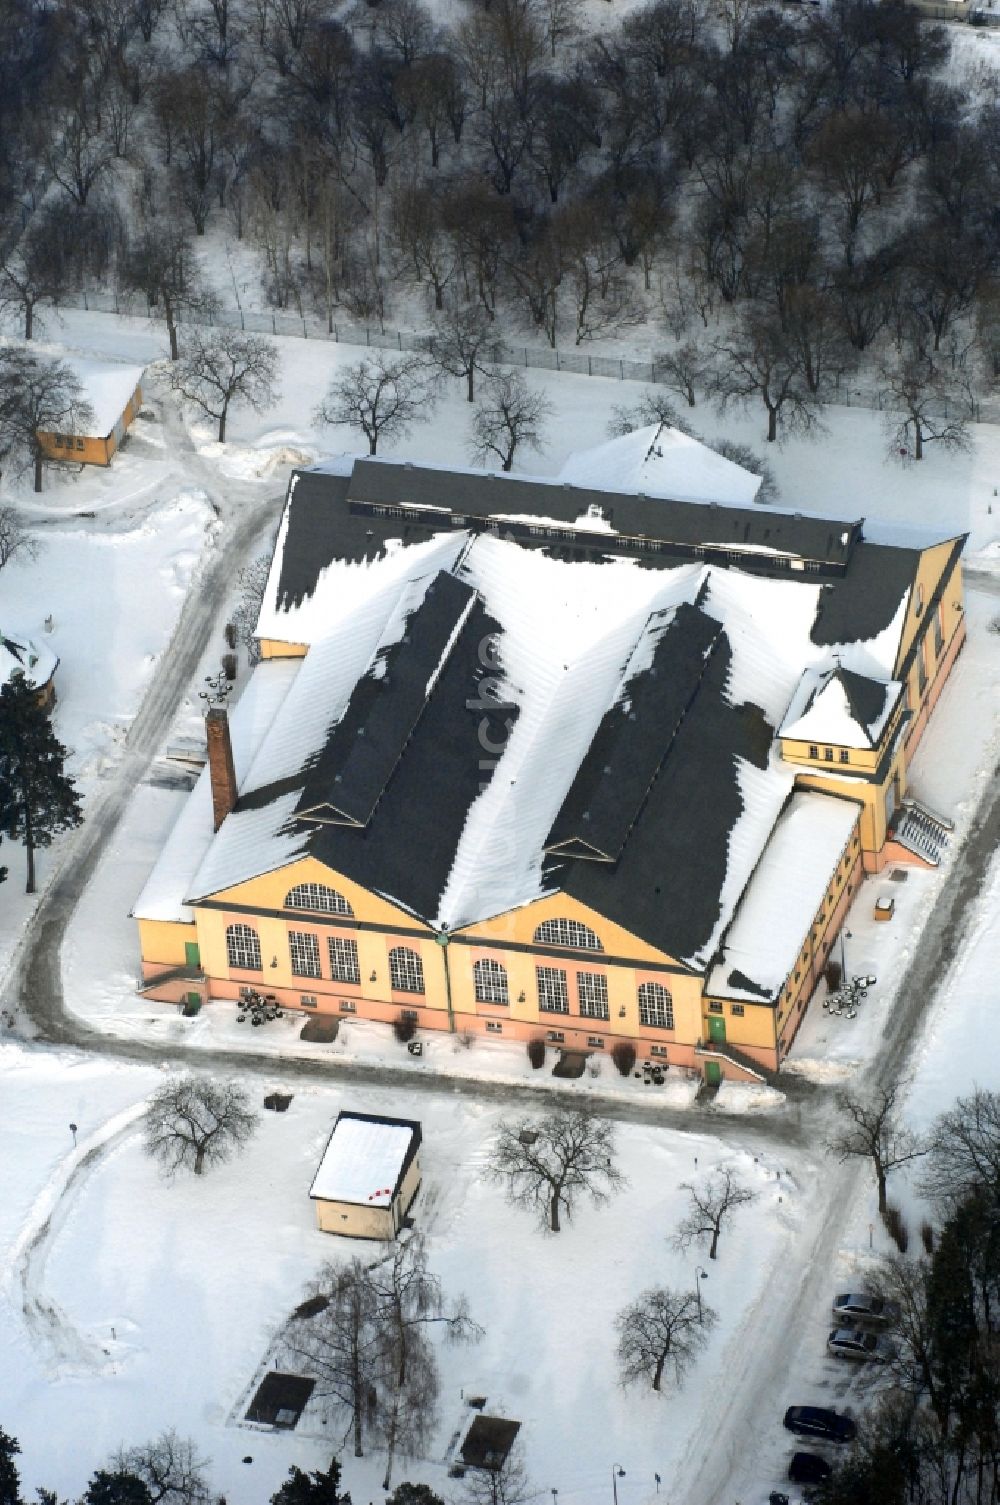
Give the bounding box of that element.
[309,1111,421,1239]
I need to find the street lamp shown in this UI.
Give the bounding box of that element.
[694,1265,708,1323]
[612,1464,626,1505]
[840,927,853,981]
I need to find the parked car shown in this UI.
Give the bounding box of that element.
[789,1453,833,1484]
[828,1326,896,1361]
[783,1406,857,1443]
[832,1292,901,1327]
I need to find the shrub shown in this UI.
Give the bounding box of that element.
[824,960,842,991]
[527,1038,546,1069]
[224,621,237,649]
[920,1220,934,1254]
[611,1041,637,1077]
[223,652,237,680]
[393,1014,417,1043]
[459,1029,475,1049]
[883,1204,909,1252]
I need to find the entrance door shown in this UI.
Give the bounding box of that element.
[705,1060,722,1086]
[708,1014,726,1044]
[185,941,201,968]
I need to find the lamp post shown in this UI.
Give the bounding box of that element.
[840,927,853,981]
[612,1464,626,1505]
[694,1265,708,1323]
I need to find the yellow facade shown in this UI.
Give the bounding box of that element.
[259,639,308,660]
[38,382,143,469]
[313,1153,421,1240]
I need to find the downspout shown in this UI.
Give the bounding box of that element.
[435,929,456,1033]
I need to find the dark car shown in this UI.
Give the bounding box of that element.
[783,1406,857,1443]
[832,1292,901,1328]
[789,1452,834,1484]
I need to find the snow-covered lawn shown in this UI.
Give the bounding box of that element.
[0,1042,808,1504]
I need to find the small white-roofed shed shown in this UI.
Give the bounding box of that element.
[309,1111,422,1239]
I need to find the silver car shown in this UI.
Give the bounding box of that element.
[832,1292,901,1328]
[828,1326,896,1361]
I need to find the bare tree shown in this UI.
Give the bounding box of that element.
[430,303,501,402]
[616,1286,716,1392]
[673,1167,757,1260]
[710,439,778,504]
[881,349,974,463]
[652,343,706,409]
[470,369,552,473]
[231,551,271,665]
[919,1088,1000,1210]
[0,508,39,570]
[144,1076,259,1177]
[486,1107,625,1232]
[314,353,435,455]
[706,306,823,443]
[829,1081,925,1214]
[0,348,94,493]
[606,391,690,438]
[171,330,280,443]
[0,210,71,340]
[112,1433,211,1505]
[286,1257,378,1458]
[460,1441,532,1505]
[120,225,216,362]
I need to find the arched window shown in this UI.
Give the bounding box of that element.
[638,982,674,1031]
[474,957,509,1006]
[389,946,425,995]
[226,923,262,972]
[284,882,353,916]
[533,918,604,952]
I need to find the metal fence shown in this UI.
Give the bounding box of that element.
[59,287,997,423]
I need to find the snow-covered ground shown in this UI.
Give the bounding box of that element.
[3,307,1000,1505]
[0,1043,808,1504]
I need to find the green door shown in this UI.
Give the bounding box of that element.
[705,1060,722,1087]
[185,941,201,968]
[708,1014,727,1044]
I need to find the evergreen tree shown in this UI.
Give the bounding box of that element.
[0,675,82,893]
[386,1486,445,1505]
[270,1461,349,1505]
[0,1426,21,1505]
[81,1472,152,1505]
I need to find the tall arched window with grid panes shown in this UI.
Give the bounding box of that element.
[532,918,604,952]
[638,982,674,1030]
[473,957,509,1005]
[226,923,262,972]
[389,946,425,995]
[284,882,354,916]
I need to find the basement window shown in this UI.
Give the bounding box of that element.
[300,994,317,1009]
[339,999,357,1013]
[546,1030,565,1043]
[650,1045,667,1058]
[586,1036,605,1049]
[485,1020,502,1033]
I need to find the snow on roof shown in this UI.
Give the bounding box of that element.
[60,357,145,437]
[779,668,902,748]
[558,423,763,507]
[309,1114,418,1206]
[0,628,57,690]
[708,792,862,1003]
[132,659,300,922]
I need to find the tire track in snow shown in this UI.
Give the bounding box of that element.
[5,1101,149,1375]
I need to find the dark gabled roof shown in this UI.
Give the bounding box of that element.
[274,467,356,614]
[809,540,920,647]
[296,572,476,826]
[347,458,863,571]
[545,602,722,862]
[289,595,517,921]
[551,635,774,967]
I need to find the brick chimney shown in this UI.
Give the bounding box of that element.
[206,706,238,831]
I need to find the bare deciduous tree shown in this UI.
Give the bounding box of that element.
[171,330,280,443]
[460,1441,532,1505]
[120,225,216,362]
[710,439,778,504]
[673,1167,757,1260]
[829,1081,925,1214]
[881,350,974,463]
[486,1107,625,1232]
[707,306,823,443]
[0,348,94,493]
[470,369,552,473]
[231,551,272,665]
[0,507,39,570]
[144,1076,259,1177]
[430,303,501,403]
[616,1286,716,1391]
[112,1432,211,1505]
[652,343,705,408]
[606,391,689,438]
[919,1087,1000,1210]
[314,353,435,455]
